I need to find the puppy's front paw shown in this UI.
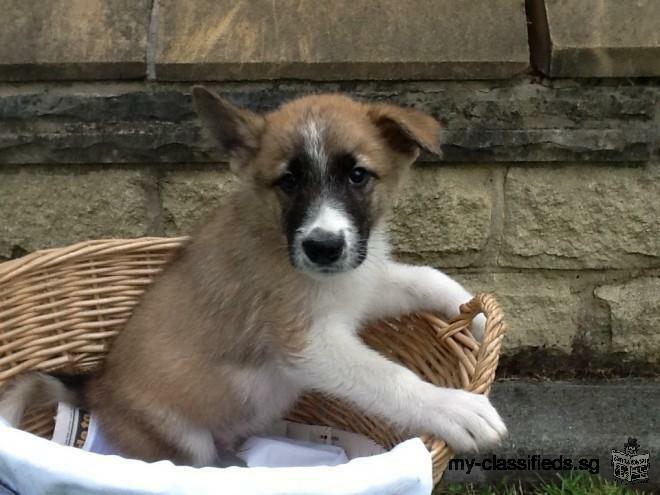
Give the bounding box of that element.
[470,313,486,342]
[427,389,507,453]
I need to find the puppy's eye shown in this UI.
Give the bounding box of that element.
[276,172,298,193]
[348,167,370,186]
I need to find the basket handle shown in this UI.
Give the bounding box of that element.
[420,293,507,484]
[451,293,506,395]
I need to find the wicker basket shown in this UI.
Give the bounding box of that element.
[0,237,506,485]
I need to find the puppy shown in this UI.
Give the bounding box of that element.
[0,88,506,464]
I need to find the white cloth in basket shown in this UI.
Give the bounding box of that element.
[0,417,432,495]
[50,403,380,467]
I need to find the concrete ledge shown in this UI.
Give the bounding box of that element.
[0,80,656,164]
[0,0,150,81]
[444,380,660,489]
[529,0,660,77]
[155,0,529,81]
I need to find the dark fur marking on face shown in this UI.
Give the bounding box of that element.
[334,153,357,174]
[279,153,321,262]
[326,153,374,265]
[277,147,375,270]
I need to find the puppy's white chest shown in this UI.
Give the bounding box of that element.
[232,362,301,424]
[309,261,384,327]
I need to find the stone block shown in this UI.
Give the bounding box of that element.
[156,0,529,80]
[529,0,660,77]
[390,166,492,267]
[501,165,660,269]
[0,167,152,258]
[0,0,150,80]
[595,277,660,363]
[161,168,238,235]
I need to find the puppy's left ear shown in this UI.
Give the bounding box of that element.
[368,103,441,158]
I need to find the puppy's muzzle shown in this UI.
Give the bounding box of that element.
[301,228,345,266]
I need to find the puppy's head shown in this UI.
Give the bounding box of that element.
[193,87,441,276]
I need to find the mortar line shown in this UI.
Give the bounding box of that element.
[146,0,160,81]
[144,166,165,236]
[480,165,507,267]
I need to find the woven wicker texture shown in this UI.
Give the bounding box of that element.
[0,237,506,484]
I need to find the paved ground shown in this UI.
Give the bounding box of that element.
[442,379,659,489]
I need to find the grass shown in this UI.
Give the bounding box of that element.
[435,472,651,495]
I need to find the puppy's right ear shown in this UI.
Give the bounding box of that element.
[192,86,265,168]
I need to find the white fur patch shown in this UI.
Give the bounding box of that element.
[302,118,327,171]
[305,203,352,236]
[0,376,38,427]
[0,374,71,428]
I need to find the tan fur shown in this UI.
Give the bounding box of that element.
[85,192,314,460]
[80,91,441,463]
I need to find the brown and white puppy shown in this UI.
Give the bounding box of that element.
[0,88,506,465]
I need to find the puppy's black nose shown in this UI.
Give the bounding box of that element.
[302,229,345,266]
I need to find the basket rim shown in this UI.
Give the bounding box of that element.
[0,237,191,284]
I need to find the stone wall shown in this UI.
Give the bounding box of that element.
[1,0,659,376]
